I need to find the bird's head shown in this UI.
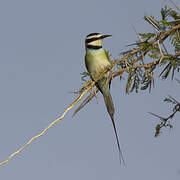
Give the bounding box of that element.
[85,33,111,50]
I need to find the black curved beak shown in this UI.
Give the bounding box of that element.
[101,34,112,39]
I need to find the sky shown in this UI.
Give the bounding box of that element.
[0,0,180,179]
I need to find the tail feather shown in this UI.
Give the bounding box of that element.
[103,93,125,165]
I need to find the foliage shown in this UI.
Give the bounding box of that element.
[117,6,180,93]
[150,92,180,137]
[77,5,180,136]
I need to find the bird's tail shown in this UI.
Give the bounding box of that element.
[103,93,125,165]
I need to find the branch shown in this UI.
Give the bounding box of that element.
[113,60,159,77]
[0,57,115,166]
[113,24,180,65]
[149,95,180,137]
[0,79,95,166]
[0,23,179,167]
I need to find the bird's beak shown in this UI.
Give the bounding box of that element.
[101,34,112,39]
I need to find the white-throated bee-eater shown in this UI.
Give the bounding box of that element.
[85,33,125,164]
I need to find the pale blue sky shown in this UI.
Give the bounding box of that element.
[0,0,180,179]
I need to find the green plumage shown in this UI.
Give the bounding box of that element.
[85,46,125,164]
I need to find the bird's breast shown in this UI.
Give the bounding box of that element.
[85,49,111,80]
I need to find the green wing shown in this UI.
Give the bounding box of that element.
[104,50,112,63]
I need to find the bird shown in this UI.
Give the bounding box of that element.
[85,32,125,165]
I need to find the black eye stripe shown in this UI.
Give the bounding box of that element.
[85,37,102,44]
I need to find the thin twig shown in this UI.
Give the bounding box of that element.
[158,40,164,64]
[0,80,95,166]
